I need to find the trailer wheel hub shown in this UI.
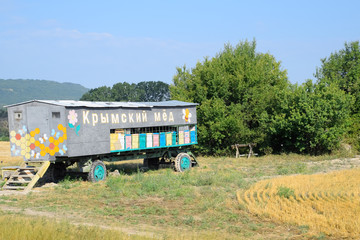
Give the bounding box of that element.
[94,165,105,181]
[174,152,192,172]
[180,157,191,171]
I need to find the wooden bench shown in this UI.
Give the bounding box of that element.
[231,143,258,158]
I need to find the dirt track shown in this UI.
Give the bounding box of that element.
[0,204,158,238]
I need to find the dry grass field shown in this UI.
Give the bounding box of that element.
[0,210,151,240]
[237,168,360,238]
[0,141,23,166]
[1,141,360,239]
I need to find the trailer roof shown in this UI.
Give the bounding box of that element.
[5,100,198,108]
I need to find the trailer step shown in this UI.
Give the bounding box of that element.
[18,167,37,170]
[2,161,50,193]
[6,179,32,184]
[2,186,26,190]
[10,174,35,178]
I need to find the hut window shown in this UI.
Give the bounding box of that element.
[14,112,22,120]
[52,112,60,119]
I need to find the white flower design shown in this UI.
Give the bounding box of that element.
[68,110,78,125]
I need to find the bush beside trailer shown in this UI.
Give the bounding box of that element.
[4,100,198,185]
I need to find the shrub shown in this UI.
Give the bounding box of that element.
[277,186,295,199]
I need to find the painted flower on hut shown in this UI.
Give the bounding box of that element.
[68,110,78,125]
[67,110,81,136]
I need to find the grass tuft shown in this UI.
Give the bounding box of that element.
[57,176,81,189]
[277,186,295,199]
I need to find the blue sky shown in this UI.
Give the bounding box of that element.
[0,0,359,89]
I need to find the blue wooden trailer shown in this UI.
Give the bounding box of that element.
[3,100,198,191]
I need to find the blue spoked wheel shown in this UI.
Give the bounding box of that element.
[88,160,107,182]
[175,153,192,172]
[94,165,105,181]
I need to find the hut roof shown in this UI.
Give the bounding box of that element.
[5,100,198,108]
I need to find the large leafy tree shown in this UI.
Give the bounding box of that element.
[170,40,289,154]
[80,81,170,102]
[315,41,360,112]
[315,41,360,149]
[112,82,140,102]
[137,81,170,102]
[0,108,7,118]
[0,108,8,139]
[267,80,353,154]
[80,86,113,101]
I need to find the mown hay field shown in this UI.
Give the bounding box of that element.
[237,168,360,238]
[0,141,22,166]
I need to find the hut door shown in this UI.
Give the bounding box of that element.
[27,106,49,134]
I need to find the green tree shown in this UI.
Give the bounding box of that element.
[112,82,140,101]
[0,119,9,139]
[0,108,8,139]
[266,80,353,154]
[80,81,170,102]
[171,40,289,155]
[137,81,170,102]
[316,41,360,109]
[315,41,360,149]
[80,86,113,101]
[0,108,7,118]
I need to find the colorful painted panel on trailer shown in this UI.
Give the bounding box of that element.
[153,133,159,147]
[139,134,146,149]
[132,134,139,149]
[184,130,190,144]
[146,133,152,148]
[125,134,132,149]
[10,124,67,160]
[166,132,172,146]
[179,131,184,145]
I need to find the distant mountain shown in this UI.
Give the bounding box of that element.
[0,79,89,107]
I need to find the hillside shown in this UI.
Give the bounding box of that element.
[0,79,88,107]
